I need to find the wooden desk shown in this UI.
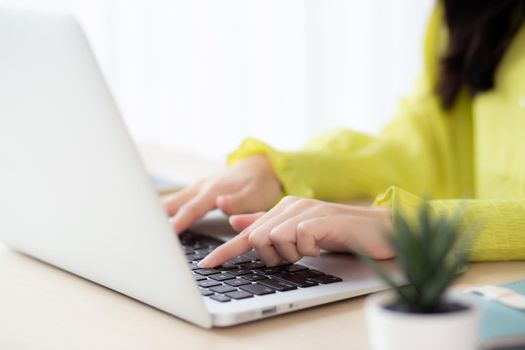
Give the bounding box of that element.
[2,245,524,350]
[1,144,525,349]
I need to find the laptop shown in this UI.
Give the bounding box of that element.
[0,7,400,328]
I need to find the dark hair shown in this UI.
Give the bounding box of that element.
[438,0,525,109]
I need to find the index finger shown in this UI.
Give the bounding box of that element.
[170,191,216,234]
[162,186,194,216]
[198,233,252,268]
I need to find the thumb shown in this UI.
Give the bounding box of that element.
[216,190,251,215]
[229,212,265,232]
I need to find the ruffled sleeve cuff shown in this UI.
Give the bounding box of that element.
[374,185,422,216]
[227,138,315,198]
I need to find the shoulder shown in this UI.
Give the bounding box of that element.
[491,22,525,103]
[417,4,446,99]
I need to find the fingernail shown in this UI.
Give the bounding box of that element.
[168,217,178,233]
[198,257,211,268]
[216,196,226,207]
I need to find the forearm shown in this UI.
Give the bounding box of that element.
[228,137,406,202]
[375,186,525,261]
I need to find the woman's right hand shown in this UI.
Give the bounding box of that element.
[162,155,283,234]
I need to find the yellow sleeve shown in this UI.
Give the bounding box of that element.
[374,187,525,261]
[229,5,472,202]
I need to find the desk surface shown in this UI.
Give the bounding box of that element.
[2,144,525,350]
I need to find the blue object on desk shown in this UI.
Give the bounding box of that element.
[150,174,183,194]
[474,279,525,349]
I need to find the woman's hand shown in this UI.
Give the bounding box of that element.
[199,196,394,268]
[162,155,282,234]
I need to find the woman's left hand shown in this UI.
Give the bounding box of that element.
[199,196,394,268]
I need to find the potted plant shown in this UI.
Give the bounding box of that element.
[362,201,481,350]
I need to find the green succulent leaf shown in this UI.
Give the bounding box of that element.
[359,254,411,302]
[359,199,478,314]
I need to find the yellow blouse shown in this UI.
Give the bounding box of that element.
[228,6,525,261]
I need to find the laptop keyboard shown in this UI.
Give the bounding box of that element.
[180,231,342,303]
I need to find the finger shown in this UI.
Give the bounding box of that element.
[326,215,393,259]
[243,197,308,265]
[297,215,388,256]
[267,216,305,262]
[229,212,265,232]
[216,186,253,215]
[170,191,217,234]
[238,195,301,237]
[198,233,252,268]
[267,204,333,261]
[296,217,331,256]
[248,229,282,266]
[230,210,282,266]
[162,186,196,216]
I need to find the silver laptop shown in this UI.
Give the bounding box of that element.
[0,7,400,328]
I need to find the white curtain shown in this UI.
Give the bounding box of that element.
[1,0,434,160]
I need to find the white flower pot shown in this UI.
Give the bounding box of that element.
[365,291,480,350]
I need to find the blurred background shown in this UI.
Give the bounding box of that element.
[0,0,433,161]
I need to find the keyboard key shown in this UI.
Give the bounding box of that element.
[181,232,343,301]
[225,290,254,300]
[198,280,221,288]
[210,285,237,294]
[227,256,252,265]
[194,248,214,255]
[188,262,200,270]
[180,232,224,251]
[240,262,266,270]
[210,294,231,302]
[229,268,252,276]
[184,246,195,254]
[194,268,221,276]
[242,250,259,260]
[257,267,282,275]
[272,272,318,288]
[179,233,196,246]
[186,252,207,261]
[193,274,207,281]
[282,264,308,273]
[209,272,235,281]
[240,283,276,296]
[296,269,324,278]
[200,289,214,296]
[310,274,342,284]
[218,262,239,270]
[225,278,252,287]
[243,273,268,282]
[259,278,297,291]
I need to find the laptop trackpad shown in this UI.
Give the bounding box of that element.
[189,210,237,241]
